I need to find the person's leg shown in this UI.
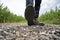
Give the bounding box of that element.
[25,0,44,26]
[32,0,44,26]
[26,0,33,6]
[35,0,42,18]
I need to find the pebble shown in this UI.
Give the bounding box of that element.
[0,23,60,40]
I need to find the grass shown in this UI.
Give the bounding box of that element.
[38,9,60,24]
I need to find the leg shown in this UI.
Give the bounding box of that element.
[26,0,33,6]
[35,0,42,18]
[25,0,44,26]
[32,0,44,26]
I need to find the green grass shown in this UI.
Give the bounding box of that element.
[39,9,60,24]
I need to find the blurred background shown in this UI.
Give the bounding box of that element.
[0,0,60,24]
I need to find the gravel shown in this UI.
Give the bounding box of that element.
[0,23,60,40]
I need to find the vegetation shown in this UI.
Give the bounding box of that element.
[39,7,60,24]
[0,4,26,23]
[0,3,60,24]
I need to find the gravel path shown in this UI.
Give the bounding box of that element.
[0,23,60,40]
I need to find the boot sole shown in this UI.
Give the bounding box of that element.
[25,5,35,26]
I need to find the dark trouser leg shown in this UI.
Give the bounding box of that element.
[35,0,42,18]
[26,0,33,6]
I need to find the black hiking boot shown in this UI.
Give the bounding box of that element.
[32,18,45,26]
[25,4,35,26]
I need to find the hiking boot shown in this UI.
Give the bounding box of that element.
[32,18,45,26]
[28,18,45,26]
[25,4,35,25]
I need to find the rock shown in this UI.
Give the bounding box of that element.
[54,30,60,37]
[0,23,60,40]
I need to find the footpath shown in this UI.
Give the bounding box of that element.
[0,23,60,40]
